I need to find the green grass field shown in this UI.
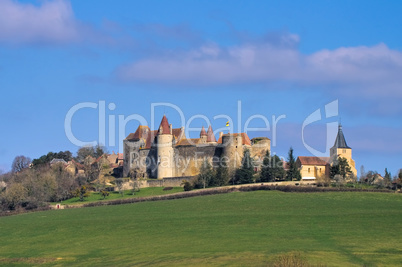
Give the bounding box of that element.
[57,187,183,205]
[1,191,401,266]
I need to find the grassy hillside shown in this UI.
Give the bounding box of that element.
[0,191,401,266]
[58,187,183,205]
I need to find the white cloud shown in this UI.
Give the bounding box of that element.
[0,0,81,44]
[116,37,402,99]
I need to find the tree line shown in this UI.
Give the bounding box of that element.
[188,147,302,190]
[0,145,110,212]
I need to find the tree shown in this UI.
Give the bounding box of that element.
[285,147,301,181]
[11,155,31,173]
[130,177,140,195]
[260,150,286,182]
[384,168,392,187]
[52,164,77,201]
[100,190,109,199]
[32,151,72,167]
[2,183,27,210]
[194,159,214,189]
[330,157,352,180]
[115,178,125,196]
[94,145,107,158]
[359,165,366,182]
[76,145,107,163]
[181,180,193,191]
[232,149,254,185]
[271,155,286,181]
[260,150,273,182]
[213,156,230,186]
[73,185,90,201]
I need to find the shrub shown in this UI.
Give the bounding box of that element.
[100,190,109,199]
[163,187,173,191]
[181,181,193,191]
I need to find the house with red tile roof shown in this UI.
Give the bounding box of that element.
[296,156,330,181]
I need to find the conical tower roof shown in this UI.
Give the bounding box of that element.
[200,126,207,137]
[207,125,216,142]
[158,115,170,135]
[333,124,351,149]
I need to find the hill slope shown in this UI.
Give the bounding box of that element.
[0,191,401,266]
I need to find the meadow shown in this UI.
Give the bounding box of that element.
[0,190,401,266]
[58,187,183,205]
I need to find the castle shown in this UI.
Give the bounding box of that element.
[123,115,270,179]
[124,115,356,183]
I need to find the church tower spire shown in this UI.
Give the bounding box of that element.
[330,123,356,177]
[332,123,351,149]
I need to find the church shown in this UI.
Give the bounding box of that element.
[296,124,357,181]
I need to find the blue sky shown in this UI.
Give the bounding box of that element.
[0,0,401,176]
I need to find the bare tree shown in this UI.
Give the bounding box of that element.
[11,155,31,173]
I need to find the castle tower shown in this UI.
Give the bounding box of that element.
[206,125,217,143]
[156,115,174,179]
[330,124,357,176]
[222,133,243,171]
[200,126,207,144]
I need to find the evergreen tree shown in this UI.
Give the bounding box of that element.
[233,149,254,184]
[330,157,352,179]
[384,168,392,187]
[285,147,301,181]
[271,154,286,181]
[213,156,229,186]
[260,150,273,182]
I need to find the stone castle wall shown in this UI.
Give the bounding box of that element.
[124,136,270,180]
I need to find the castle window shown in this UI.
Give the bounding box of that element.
[236,146,237,148]
[319,168,321,173]
[342,149,346,153]
[308,168,310,173]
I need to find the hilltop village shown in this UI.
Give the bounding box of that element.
[123,115,357,187]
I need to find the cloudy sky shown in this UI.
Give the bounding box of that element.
[0,0,401,176]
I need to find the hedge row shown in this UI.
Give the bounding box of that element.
[0,206,51,217]
[238,185,395,193]
[72,185,395,209]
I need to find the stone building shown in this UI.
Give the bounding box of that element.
[329,124,357,176]
[297,123,357,181]
[296,156,330,181]
[123,115,270,179]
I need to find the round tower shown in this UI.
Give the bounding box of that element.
[156,115,174,179]
[221,134,243,170]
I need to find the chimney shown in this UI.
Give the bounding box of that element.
[169,124,173,134]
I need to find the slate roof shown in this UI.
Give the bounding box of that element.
[332,124,351,149]
[50,158,67,165]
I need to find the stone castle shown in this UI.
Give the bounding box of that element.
[123,115,270,179]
